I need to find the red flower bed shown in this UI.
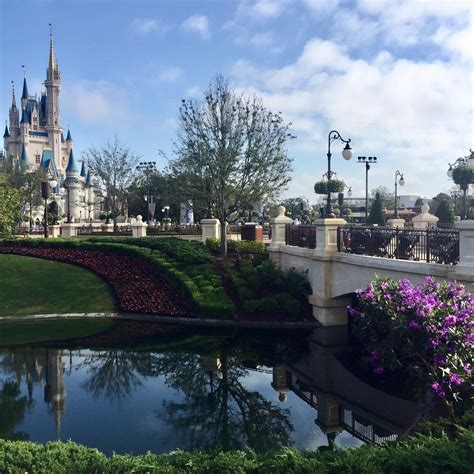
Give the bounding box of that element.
[0,247,190,317]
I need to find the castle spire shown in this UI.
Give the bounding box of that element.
[20,143,29,166]
[3,121,10,138]
[49,23,56,72]
[21,76,28,101]
[11,81,16,109]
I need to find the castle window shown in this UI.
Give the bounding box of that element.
[35,154,40,164]
[62,156,66,167]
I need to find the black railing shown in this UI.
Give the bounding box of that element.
[285,224,316,249]
[147,224,202,235]
[338,226,459,265]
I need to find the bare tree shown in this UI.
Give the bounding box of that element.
[168,75,294,256]
[86,137,139,229]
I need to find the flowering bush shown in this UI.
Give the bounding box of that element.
[348,276,473,404]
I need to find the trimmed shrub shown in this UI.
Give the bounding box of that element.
[205,237,220,254]
[243,297,280,314]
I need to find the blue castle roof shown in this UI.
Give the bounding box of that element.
[66,129,72,141]
[21,77,28,100]
[80,160,87,177]
[40,149,54,171]
[3,123,9,138]
[66,149,79,174]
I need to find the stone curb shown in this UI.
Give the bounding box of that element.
[0,312,320,330]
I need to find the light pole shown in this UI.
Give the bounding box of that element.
[451,185,461,217]
[357,156,378,223]
[447,150,474,220]
[136,161,156,224]
[325,130,353,218]
[394,170,405,219]
[41,179,58,238]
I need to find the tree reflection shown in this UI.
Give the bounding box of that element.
[0,380,29,440]
[154,350,293,452]
[79,351,151,402]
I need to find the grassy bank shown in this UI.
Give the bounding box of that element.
[0,254,116,316]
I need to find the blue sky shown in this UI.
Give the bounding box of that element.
[1,0,473,203]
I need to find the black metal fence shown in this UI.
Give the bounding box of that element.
[338,225,459,265]
[147,224,202,235]
[285,224,317,249]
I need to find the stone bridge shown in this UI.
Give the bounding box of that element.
[268,208,474,326]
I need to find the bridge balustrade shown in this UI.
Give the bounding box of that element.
[337,225,459,265]
[285,224,317,249]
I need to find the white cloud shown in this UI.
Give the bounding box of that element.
[62,80,133,127]
[236,0,288,19]
[156,66,183,82]
[181,15,210,39]
[184,86,203,99]
[131,18,166,36]
[230,36,473,200]
[301,0,339,14]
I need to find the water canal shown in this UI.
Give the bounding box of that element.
[0,326,422,455]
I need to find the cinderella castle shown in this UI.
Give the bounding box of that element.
[2,28,99,223]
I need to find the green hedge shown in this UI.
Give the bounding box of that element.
[0,425,472,473]
[0,238,235,319]
[206,238,265,255]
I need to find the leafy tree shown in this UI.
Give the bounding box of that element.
[414,197,424,207]
[435,199,455,225]
[371,185,394,210]
[0,174,21,236]
[367,191,385,225]
[86,137,139,229]
[168,75,294,256]
[430,193,453,216]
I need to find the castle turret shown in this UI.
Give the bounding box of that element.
[20,142,29,167]
[65,149,80,221]
[3,121,9,138]
[80,160,87,180]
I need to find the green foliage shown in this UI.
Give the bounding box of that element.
[368,191,385,225]
[452,166,474,191]
[314,179,346,194]
[228,260,311,319]
[206,237,220,254]
[435,199,455,225]
[227,239,265,255]
[0,174,21,236]
[1,422,473,473]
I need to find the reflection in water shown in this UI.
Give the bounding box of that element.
[0,330,423,453]
[156,351,293,451]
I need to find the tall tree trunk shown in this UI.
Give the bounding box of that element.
[220,212,227,257]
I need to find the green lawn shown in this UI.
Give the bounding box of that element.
[0,254,116,316]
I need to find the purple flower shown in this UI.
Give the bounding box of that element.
[408,320,420,330]
[449,373,462,385]
[430,382,445,398]
[373,367,384,375]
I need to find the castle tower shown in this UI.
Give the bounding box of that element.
[65,149,81,221]
[44,26,63,173]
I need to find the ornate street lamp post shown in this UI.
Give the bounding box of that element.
[136,161,156,224]
[394,170,405,219]
[325,130,353,218]
[357,156,378,223]
[447,150,474,220]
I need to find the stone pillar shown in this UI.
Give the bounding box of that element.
[314,394,342,434]
[387,218,405,229]
[48,225,61,238]
[201,218,220,243]
[411,204,438,229]
[101,223,114,232]
[61,223,77,238]
[131,215,148,238]
[312,218,349,326]
[268,206,293,250]
[314,218,347,257]
[455,220,474,275]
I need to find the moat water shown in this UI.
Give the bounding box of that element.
[0,327,421,455]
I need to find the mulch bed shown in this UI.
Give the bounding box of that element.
[0,247,191,317]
